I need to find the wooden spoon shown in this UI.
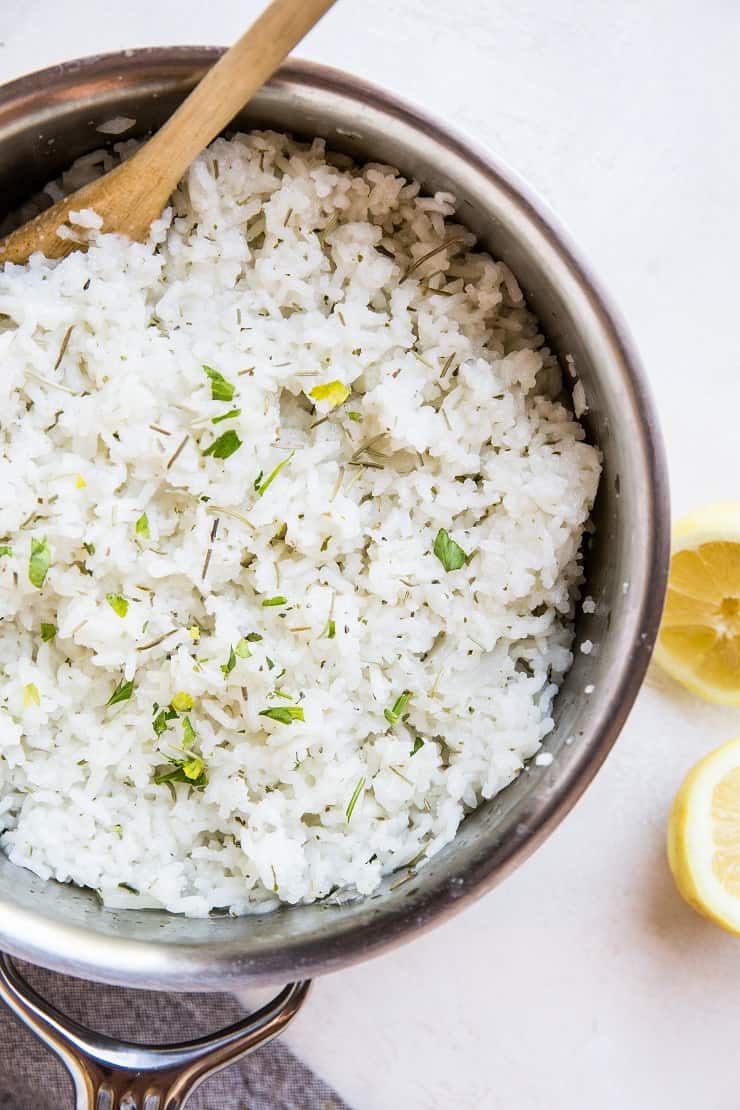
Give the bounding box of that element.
[0,0,336,266]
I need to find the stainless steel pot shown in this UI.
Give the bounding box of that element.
[0,49,670,1108]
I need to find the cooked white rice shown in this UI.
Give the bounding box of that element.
[0,132,600,916]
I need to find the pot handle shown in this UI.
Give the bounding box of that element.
[0,953,311,1109]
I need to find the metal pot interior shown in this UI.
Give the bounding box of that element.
[0,51,669,989]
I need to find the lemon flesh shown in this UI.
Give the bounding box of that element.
[654,502,740,704]
[668,736,740,934]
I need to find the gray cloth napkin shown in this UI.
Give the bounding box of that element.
[0,962,348,1110]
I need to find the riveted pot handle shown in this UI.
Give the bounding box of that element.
[0,953,311,1109]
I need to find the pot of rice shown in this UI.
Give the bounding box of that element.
[0,49,669,1103]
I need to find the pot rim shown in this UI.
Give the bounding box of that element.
[0,49,670,989]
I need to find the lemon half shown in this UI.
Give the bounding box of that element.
[654,502,740,704]
[668,736,740,934]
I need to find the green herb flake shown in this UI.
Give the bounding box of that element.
[82,541,95,556]
[345,776,366,821]
[135,513,150,538]
[259,706,305,725]
[255,450,295,498]
[347,411,363,422]
[118,881,139,895]
[106,677,135,708]
[182,715,196,748]
[212,408,241,425]
[266,657,275,670]
[203,364,235,403]
[245,632,263,642]
[0,545,12,558]
[221,646,237,676]
[154,755,207,789]
[203,429,242,460]
[327,619,336,639]
[40,623,57,642]
[433,527,468,572]
[153,710,169,736]
[28,536,51,589]
[111,824,123,838]
[235,638,252,658]
[411,737,425,756]
[384,690,411,727]
[262,596,287,607]
[153,706,177,736]
[106,593,129,618]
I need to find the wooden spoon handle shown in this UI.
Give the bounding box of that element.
[133,0,337,183]
[0,0,337,264]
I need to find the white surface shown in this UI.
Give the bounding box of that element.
[2,2,740,1107]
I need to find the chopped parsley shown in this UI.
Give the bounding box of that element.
[345,777,366,821]
[254,450,295,497]
[384,691,411,726]
[203,429,242,460]
[106,676,135,707]
[212,408,241,424]
[433,528,468,572]
[327,619,336,639]
[203,365,235,402]
[182,715,196,748]
[235,638,252,658]
[347,411,363,422]
[28,536,51,589]
[244,632,263,642]
[309,380,350,407]
[40,623,57,642]
[23,682,40,708]
[153,706,177,736]
[221,646,237,676]
[259,705,305,725]
[135,513,150,538]
[111,824,123,838]
[411,737,425,756]
[106,593,129,618]
[0,545,11,558]
[152,701,204,786]
[154,754,207,788]
[83,542,95,556]
[262,596,287,607]
[152,701,180,736]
